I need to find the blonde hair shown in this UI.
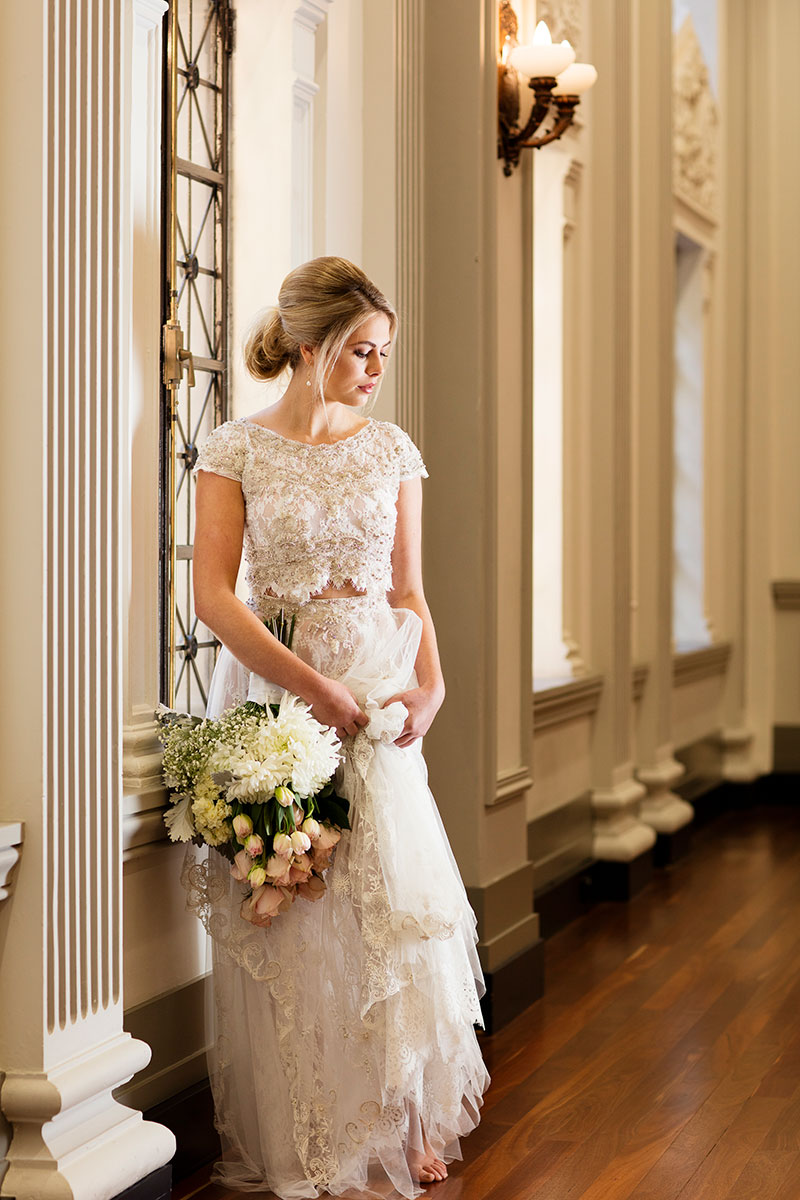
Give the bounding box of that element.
[244,257,397,401]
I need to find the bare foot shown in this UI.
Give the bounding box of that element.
[411,1131,448,1184]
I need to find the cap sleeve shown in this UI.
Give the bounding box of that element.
[391,425,428,482]
[193,421,246,482]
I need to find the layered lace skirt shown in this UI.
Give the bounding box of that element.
[182,594,490,1198]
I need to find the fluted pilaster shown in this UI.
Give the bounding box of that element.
[0,1,174,1195]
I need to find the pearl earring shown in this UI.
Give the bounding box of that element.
[305,379,312,388]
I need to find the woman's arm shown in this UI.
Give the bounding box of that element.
[193,471,367,737]
[385,476,445,746]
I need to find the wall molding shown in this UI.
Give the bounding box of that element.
[492,766,533,807]
[533,672,603,731]
[772,579,800,611]
[123,717,164,793]
[294,0,333,35]
[632,662,649,704]
[118,978,209,1114]
[672,640,731,687]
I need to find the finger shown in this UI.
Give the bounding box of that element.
[345,722,359,737]
[354,710,369,727]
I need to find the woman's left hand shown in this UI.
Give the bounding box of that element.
[382,686,444,748]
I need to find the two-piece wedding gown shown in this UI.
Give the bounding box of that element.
[182,416,490,1199]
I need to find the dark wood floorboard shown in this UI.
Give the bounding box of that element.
[172,804,800,1200]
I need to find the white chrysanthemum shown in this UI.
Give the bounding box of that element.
[207,695,341,802]
[276,694,342,798]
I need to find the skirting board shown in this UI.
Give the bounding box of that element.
[773,726,800,772]
[654,823,693,867]
[591,847,654,903]
[112,1165,172,1200]
[146,1079,219,1184]
[479,938,544,1034]
[534,859,595,940]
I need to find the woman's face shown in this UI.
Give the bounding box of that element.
[323,312,393,407]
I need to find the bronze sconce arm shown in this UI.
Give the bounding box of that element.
[497,1,595,177]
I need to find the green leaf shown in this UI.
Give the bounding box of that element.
[322,801,351,831]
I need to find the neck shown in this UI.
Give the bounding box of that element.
[266,373,367,441]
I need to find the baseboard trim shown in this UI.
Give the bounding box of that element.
[774,726,800,772]
[112,1165,172,1200]
[534,860,595,939]
[145,1079,219,1184]
[591,847,654,902]
[479,938,544,1034]
[654,823,693,867]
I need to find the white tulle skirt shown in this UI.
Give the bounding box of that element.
[182,594,489,1199]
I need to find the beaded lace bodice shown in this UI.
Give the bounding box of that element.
[194,418,427,606]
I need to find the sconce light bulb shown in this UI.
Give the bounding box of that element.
[533,20,552,45]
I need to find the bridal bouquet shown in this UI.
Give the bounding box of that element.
[156,614,350,928]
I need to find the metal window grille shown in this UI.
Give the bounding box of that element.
[160,0,234,712]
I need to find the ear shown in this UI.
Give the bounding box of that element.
[299,344,315,368]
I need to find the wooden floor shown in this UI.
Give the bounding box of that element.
[173,803,800,1200]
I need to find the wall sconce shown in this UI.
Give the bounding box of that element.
[497,1,597,177]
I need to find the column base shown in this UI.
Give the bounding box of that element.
[637,756,693,831]
[591,775,656,862]
[534,860,595,939]
[716,727,760,782]
[1,1034,175,1200]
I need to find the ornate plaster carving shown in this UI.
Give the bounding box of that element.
[536,0,581,57]
[673,15,718,220]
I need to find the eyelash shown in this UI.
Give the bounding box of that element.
[354,349,390,360]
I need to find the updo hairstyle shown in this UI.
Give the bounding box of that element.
[244,257,397,400]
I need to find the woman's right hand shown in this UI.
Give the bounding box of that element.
[308,677,368,741]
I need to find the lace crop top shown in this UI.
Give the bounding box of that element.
[194,418,428,606]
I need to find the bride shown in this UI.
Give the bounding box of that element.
[184,256,490,1198]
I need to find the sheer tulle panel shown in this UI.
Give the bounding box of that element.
[186,595,489,1199]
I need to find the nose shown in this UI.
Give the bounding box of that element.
[368,350,383,377]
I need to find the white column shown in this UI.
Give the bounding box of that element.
[585,0,655,865]
[631,0,692,838]
[0,2,174,1195]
